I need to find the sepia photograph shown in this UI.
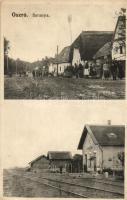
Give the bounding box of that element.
[2,102,125,198]
[2,1,126,99]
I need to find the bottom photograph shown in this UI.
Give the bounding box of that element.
[2,105,125,198]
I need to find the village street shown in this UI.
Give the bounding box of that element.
[3,168,124,198]
[4,76,125,99]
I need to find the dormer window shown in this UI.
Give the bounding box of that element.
[107,133,117,139]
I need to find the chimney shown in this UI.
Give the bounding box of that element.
[107,120,111,125]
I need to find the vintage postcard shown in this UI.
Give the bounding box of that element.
[0,0,127,199]
[1,0,126,99]
[1,102,126,198]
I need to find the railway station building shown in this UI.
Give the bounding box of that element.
[78,123,125,173]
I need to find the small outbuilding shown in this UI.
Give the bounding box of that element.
[29,155,50,172]
[51,46,71,76]
[47,151,72,173]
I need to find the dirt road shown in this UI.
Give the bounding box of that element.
[4,76,125,99]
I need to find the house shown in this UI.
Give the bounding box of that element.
[112,10,126,61]
[70,31,113,66]
[29,155,50,172]
[78,124,125,173]
[112,9,126,77]
[47,151,72,173]
[51,46,71,76]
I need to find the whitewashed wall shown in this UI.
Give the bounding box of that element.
[82,132,124,171]
[82,133,102,172]
[50,63,70,75]
[112,19,126,60]
[112,41,126,60]
[72,48,82,66]
[102,146,124,170]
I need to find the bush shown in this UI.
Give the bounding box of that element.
[103,168,113,175]
[64,66,74,77]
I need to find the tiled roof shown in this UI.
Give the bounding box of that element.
[78,125,125,149]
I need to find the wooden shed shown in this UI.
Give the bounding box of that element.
[47,151,72,173]
[29,155,50,172]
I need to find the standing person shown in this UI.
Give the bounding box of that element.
[117,61,124,80]
[111,59,117,80]
[92,62,97,77]
[103,61,110,80]
[32,70,35,78]
[78,63,83,78]
[84,61,89,78]
[100,63,103,79]
[74,63,78,78]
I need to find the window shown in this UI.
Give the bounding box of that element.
[120,46,123,54]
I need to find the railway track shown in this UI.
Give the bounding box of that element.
[5,170,124,198]
[8,173,87,198]
[75,176,124,187]
[41,176,124,197]
[58,175,124,187]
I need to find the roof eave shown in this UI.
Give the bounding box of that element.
[77,126,87,150]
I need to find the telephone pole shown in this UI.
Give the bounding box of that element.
[56,45,59,76]
[68,15,72,44]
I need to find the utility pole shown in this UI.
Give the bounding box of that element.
[6,54,8,74]
[16,60,17,75]
[56,45,59,76]
[68,15,72,44]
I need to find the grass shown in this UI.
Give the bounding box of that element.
[4,76,125,99]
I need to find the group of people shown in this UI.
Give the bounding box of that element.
[32,67,48,78]
[70,59,125,80]
[22,59,125,80]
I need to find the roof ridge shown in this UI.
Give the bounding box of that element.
[81,31,113,34]
[48,151,71,153]
[86,124,125,127]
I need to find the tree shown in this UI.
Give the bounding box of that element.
[4,37,10,75]
[4,37,10,55]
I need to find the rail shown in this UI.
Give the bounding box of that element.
[41,176,124,196]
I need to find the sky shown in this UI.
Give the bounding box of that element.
[1,101,126,168]
[2,0,126,62]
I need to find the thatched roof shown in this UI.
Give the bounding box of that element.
[54,46,71,64]
[47,151,72,160]
[70,31,113,61]
[93,42,112,59]
[78,125,125,149]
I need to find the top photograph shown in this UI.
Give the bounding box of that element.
[2,2,126,99]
